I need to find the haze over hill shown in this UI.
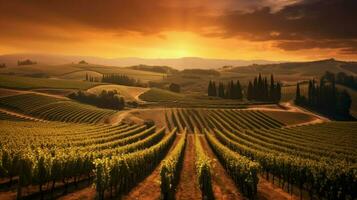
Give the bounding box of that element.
[0,54,281,69]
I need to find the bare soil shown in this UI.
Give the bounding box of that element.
[58,186,96,200]
[258,178,299,200]
[175,135,201,200]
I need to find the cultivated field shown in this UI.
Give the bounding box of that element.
[0,62,356,200]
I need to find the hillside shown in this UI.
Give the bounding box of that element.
[225,59,357,83]
[0,63,165,82]
[0,54,279,69]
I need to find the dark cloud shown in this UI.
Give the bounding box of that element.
[217,0,357,53]
[276,40,357,54]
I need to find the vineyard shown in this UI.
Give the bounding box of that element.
[0,106,356,200]
[0,110,31,121]
[165,108,285,133]
[0,93,116,123]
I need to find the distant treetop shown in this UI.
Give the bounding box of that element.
[17,59,37,66]
[79,60,88,64]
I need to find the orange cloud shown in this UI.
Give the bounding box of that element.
[0,0,356,60]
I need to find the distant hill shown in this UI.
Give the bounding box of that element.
[125,64,179,74]
[0,54,280,69]
[226,59,357,77]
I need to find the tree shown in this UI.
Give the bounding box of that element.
[212,81,217,97]
[295,83,301,104]
[269,74,275,101]
[247,81,253,100]
[236,80,243,99]
[275,82,281,102]
[169,83,181,93]
[336,90,351,116]
[208,81,213,96]
[218,83,225,98]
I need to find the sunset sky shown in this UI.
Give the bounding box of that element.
[0,0,356,61]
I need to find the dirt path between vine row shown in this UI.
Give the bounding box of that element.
[199,135,244,200]
[257,178,299,200]
[175,135,201,200]
[200,135,299,200]
[121,134,181,200]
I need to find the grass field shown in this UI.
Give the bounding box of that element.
[281,83,308,102]
[0,74,101,90]
[0,63,166,83]
[87,84,149,102]
[139,87,187,102]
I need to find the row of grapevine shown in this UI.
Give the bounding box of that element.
[200,109,357,162]
[204,130,260,199]
[212,127,357,200]
[160,130,187,200]
[194,132,214,200]
[0,93,116,123]
[0,121,173,199]
[0,110,31,121]
[94,128,177,199]
[166,108,285,133]
[0,93,63,113]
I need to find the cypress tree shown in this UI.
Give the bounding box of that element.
[208,81,213,96]
[229,80,235,99]
[218,82,225,98]
[253,77,258,99]
[236,80,242,99]
[276,82,281,102]
[270,74,275,101]
[212,81,217,97]
[264,77,268,101]
[295,83,301,104]
[247,81,253,100]
[308,80,313,104]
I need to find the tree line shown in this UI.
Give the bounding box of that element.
[17,59,36,66]
[208,74,281,102]
[101,74,144,87]
[295,77,352,119]
[323,71,356,90]
[247,74,281,102]
[208,80,243,99]
[85,73,100,82]
[68,90,125,110]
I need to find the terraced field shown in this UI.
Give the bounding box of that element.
[0,93,116,123]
